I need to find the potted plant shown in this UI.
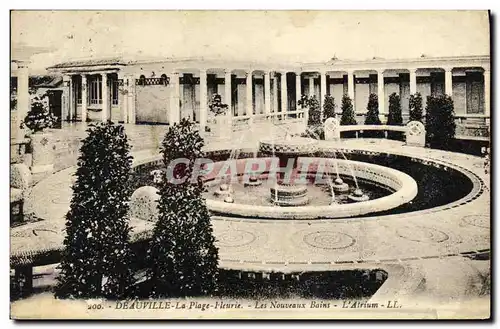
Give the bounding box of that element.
[24,91,58,180]
[208,94,230,139]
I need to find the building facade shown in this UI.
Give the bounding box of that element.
[47,55,490,138]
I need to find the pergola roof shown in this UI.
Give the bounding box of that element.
[46,54,491,74]
[47,57,130,69]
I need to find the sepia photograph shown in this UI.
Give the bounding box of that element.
[9,10,491,320]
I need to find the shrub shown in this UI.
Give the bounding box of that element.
[323,94,336,120]
[208,94,228,116]
[147,118,219,297]
[24,91,57,133]
[386,92,404,140]
[425,95,456,149]
[56,122,135,299]
[301,126,325,140]
[298,95,322,127]
[409,92,424,122]
[364,93,383,138]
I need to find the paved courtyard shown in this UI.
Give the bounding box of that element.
[11,138,490,276]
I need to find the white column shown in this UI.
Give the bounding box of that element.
[81,74,88,123]
[347,70,355,112]
[16,61,30,126]
[127,75,136,124]
[484,69,490,117]
[246,71,253,117]
[308,76,314,97]
[224,70,232,117]
[320,70,327,113]
[409,68,417,95]
[62,75,72,122]
[264,71,271,115]
[118,73,128,123]
[377,70,385,115]
[101,73,109,122]
[272,73,278,113]
[169,72,180,124]
[199,69,208,131]
[280,71,288,116]
[445,67,453,96]
[68,75,75,121]
[296,72,302,115]
[347,71,355,100]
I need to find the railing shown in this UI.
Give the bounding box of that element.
[454,114,489,126]
[338,124,408,139]
[454,114,489,140]
[231,110,306,126]
[338,125,408,133]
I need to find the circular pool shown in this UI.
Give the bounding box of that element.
[203,158,418,220]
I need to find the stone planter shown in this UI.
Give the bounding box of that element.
[30,130,55,182]
[405,121,426,147]
[324,117,340,141]
[214,115,232,140]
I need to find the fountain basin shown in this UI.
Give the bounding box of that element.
[347,188,370,202]
[259,137,318,156]
[214,183,233,198]
[244,176,263,187]
[332,177,350,193]
[270,184,309,206]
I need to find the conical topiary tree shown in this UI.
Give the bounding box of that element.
[307,95,322,126]
[409,92,424,122]
[339,94,357,138]
[340,94,356,125]
[364,93,383,138]
[386,92,403,140]
[323,94,336,121]
[56,122,135,299]
[147,118,219,297]
[425,94,456,149]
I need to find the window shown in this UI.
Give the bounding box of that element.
[466,72,485,114]
[88,75,102,105]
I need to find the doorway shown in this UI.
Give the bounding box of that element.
[48,90,63,128]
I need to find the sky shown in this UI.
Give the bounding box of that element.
[11,10,490,74]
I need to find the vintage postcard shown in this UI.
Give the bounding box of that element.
[10,10,491,320]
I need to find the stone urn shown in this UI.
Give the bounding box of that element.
[30,130,55,182]
[406,121,426,147]
[324,117,340,141]
[214,115,232,140]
